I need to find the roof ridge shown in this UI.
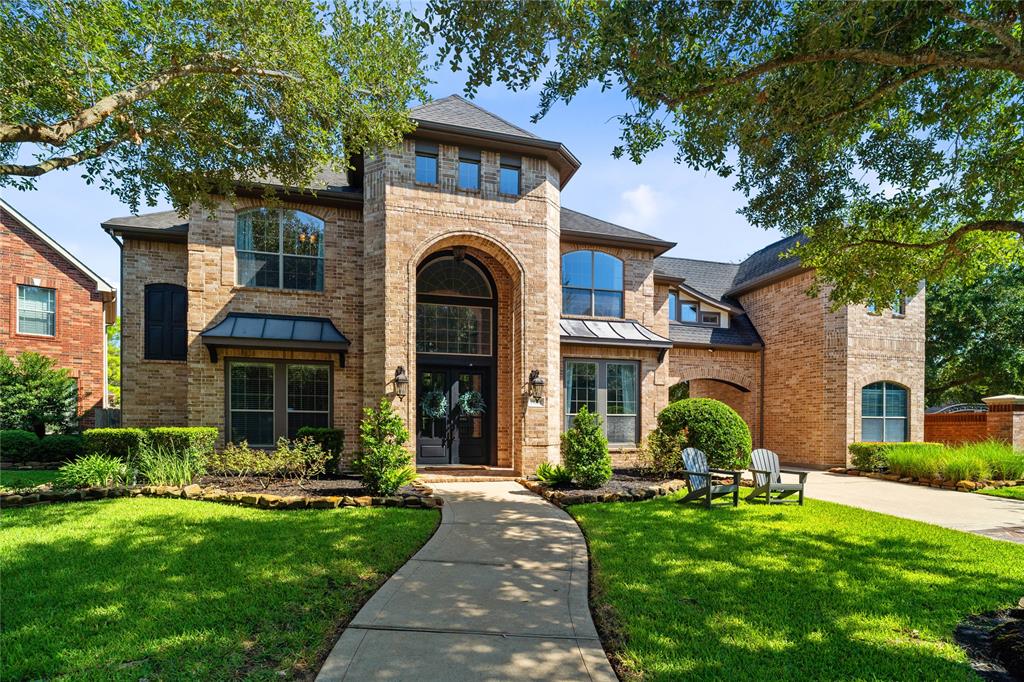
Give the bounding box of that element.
[738,232,803,265]
[411,93,538,139]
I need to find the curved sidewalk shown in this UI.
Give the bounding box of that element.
[316,481,617,681]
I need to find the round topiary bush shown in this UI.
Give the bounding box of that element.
[656,398,752,470]
[561,405,612,488]
[1,429,40,462]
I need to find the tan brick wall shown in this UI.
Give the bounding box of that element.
[1,207,108,427]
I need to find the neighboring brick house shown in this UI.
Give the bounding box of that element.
[103,95,924,470]
[1,198,117,428]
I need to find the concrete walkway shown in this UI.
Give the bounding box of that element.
[316,481,616,681]
[804,470,1024,542]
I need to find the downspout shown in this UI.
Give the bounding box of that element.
[758,347,765,448]
[107,230,123,425]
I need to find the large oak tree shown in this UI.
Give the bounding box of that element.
[424,0,1024,304]
[0,0,427,212]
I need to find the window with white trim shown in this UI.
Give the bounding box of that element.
[564,359,639,445]
[17,285,56,336]
[236,208,324,291]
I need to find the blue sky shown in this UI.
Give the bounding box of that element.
[1,62,782,294]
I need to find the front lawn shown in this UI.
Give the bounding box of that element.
[1,498,437,680]
[976,485,1024,501]
[571,496,1024,681]
[0,468,56,491]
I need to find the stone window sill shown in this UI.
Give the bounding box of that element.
[231,286,326,297]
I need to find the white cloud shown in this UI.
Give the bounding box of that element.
[612,184,665,230]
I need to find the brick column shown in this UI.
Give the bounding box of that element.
[981,395,1024,451]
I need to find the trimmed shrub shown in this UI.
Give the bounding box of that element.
[638,427,687,478]
[1,430,40,461]
[296,426,344,474]
[535,461,573,486]
[134,443,206,486]
[83,428,150,459]
[34,434,84,463]
[656,398,751,470]
[561,406,612,489]
[148,427,218,458]
[848,442,940,472]
[0,351,79,435]
[55,454,128,489]
[354,398,416,495]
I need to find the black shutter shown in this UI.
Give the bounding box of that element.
[145,284,187,360]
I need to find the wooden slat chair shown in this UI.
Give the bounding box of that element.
[746,448,808,505]
[678,447,741,508]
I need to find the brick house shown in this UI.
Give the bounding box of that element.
[1,198,117,428]
[103,95,924,470]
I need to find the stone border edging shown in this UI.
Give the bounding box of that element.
[517,477,689,505]
[0,481,444,511]
[828,467,1024,492]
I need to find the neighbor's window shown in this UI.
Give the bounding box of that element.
[499,154,521,195]
[561,250,624,317]
[16,284,56,336]
[861,381,908,442]
[680,301,699,323]
[458,148,480,191]
[668,292,678,321]
[415,141,438,184]
[565,359,639,445]
[144,283,187,360]
[236,208,324,291]
[228,360,331,446]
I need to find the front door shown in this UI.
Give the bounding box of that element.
[416,367,489,465]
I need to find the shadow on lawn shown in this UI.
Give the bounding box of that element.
[1,499,436,681]
[573,498,1024,681]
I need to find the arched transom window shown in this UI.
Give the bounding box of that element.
[561,250,624,317]
[236,208,324,291]
[416,256,493,298]
[862,381,908,442]
[416,255,494,356]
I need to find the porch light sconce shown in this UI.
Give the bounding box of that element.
[528,369,546,404]
[394,366,409,399]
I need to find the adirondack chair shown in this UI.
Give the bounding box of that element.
[678,447,741,508]
[746,448,808,505]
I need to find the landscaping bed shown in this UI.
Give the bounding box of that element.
[519,468,691,505]
[1,497,438,680]
[571,491,1024,681]
[843,441,1024,494]
[830,466,1024,493]
[197,473,429,499]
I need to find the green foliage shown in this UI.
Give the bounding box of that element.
[296,426,345,474]
[208,437,329,489]
[656,399,752,470]
[107,318,120,406]
[561,406,612,489]
[82,427,150,460]
[638,426,688,478]
[55,454,128,489]
[207,440,261,479]
[33,435,84,463]
[148,427,218,459]
[273,436,331,484]
[668,381,689,403]
[926,265,1024,406]
[0,351,78,436]
[355,398,416,495]
[424,2,1024,304]
[0,1,428,213]
[1,430,40,461]
[879,441,1024,481]
[133,443,205,486]
[535,461,573,486]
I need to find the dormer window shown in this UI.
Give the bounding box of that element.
[668,292,678,321]
[458,148,480,191]
[700,311,721,326]
[680,301,698,323]
[499,154,521,195]
[415,141,438,185]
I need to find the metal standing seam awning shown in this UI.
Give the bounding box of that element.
[559,318,674,361]
[200,313,351,365]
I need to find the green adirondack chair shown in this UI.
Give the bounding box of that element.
[746,448,807,505]
[678,447,741,508]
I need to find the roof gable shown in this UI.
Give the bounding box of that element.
[411,95,538,139]
[560,208,676,255]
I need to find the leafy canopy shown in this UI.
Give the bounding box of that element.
[423,0,1024,304]
[1,0,427,212]
[925,264,1024,406]
[0,351,79,436]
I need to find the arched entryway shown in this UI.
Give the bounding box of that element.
[414,250,498,465]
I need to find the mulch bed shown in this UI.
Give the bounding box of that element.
[519,468,696,505]
[196,474,426,499]
[955,598,1024,681]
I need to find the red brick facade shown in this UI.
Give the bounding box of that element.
[924,413,989,445]
[1,204,115,428]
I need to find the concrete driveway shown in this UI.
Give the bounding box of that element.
[316,481,616,681]
[803,470,1024,542]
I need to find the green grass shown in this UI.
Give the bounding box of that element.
[976,485,1024,500]
[884,441,1024,481]
[1,468,57,491]
[1,498,438,680]
[571,495,1024,681]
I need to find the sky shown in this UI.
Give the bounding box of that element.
[1,58,783,297]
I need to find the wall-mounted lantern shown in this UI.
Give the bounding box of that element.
[528,369,546,404]
[394,366,409,399]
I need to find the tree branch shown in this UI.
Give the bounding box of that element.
[0,56,301,146]
[845,220,1024,250]
[0,135,132,176]
[801,64,941,128]
[940,1,1021,56]
[660,47,1023,107]
[929,371,986,394]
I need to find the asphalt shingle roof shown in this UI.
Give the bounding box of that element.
[411,95,539,139]
[668,316,762,349]
[101,210,189,236]
[560,208,675,252]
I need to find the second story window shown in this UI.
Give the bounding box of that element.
[499,154,521,195]
[680,301,699,323]
[236,208,324,291]
[458,148,480,191]
[700,311,721,326]
[561,250,624,317]
[17,284,56,336]
[415,141,438,184]
[668,292,678,321]
[891,293,906,316]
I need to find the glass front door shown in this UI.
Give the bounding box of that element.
[416,366,489,465]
